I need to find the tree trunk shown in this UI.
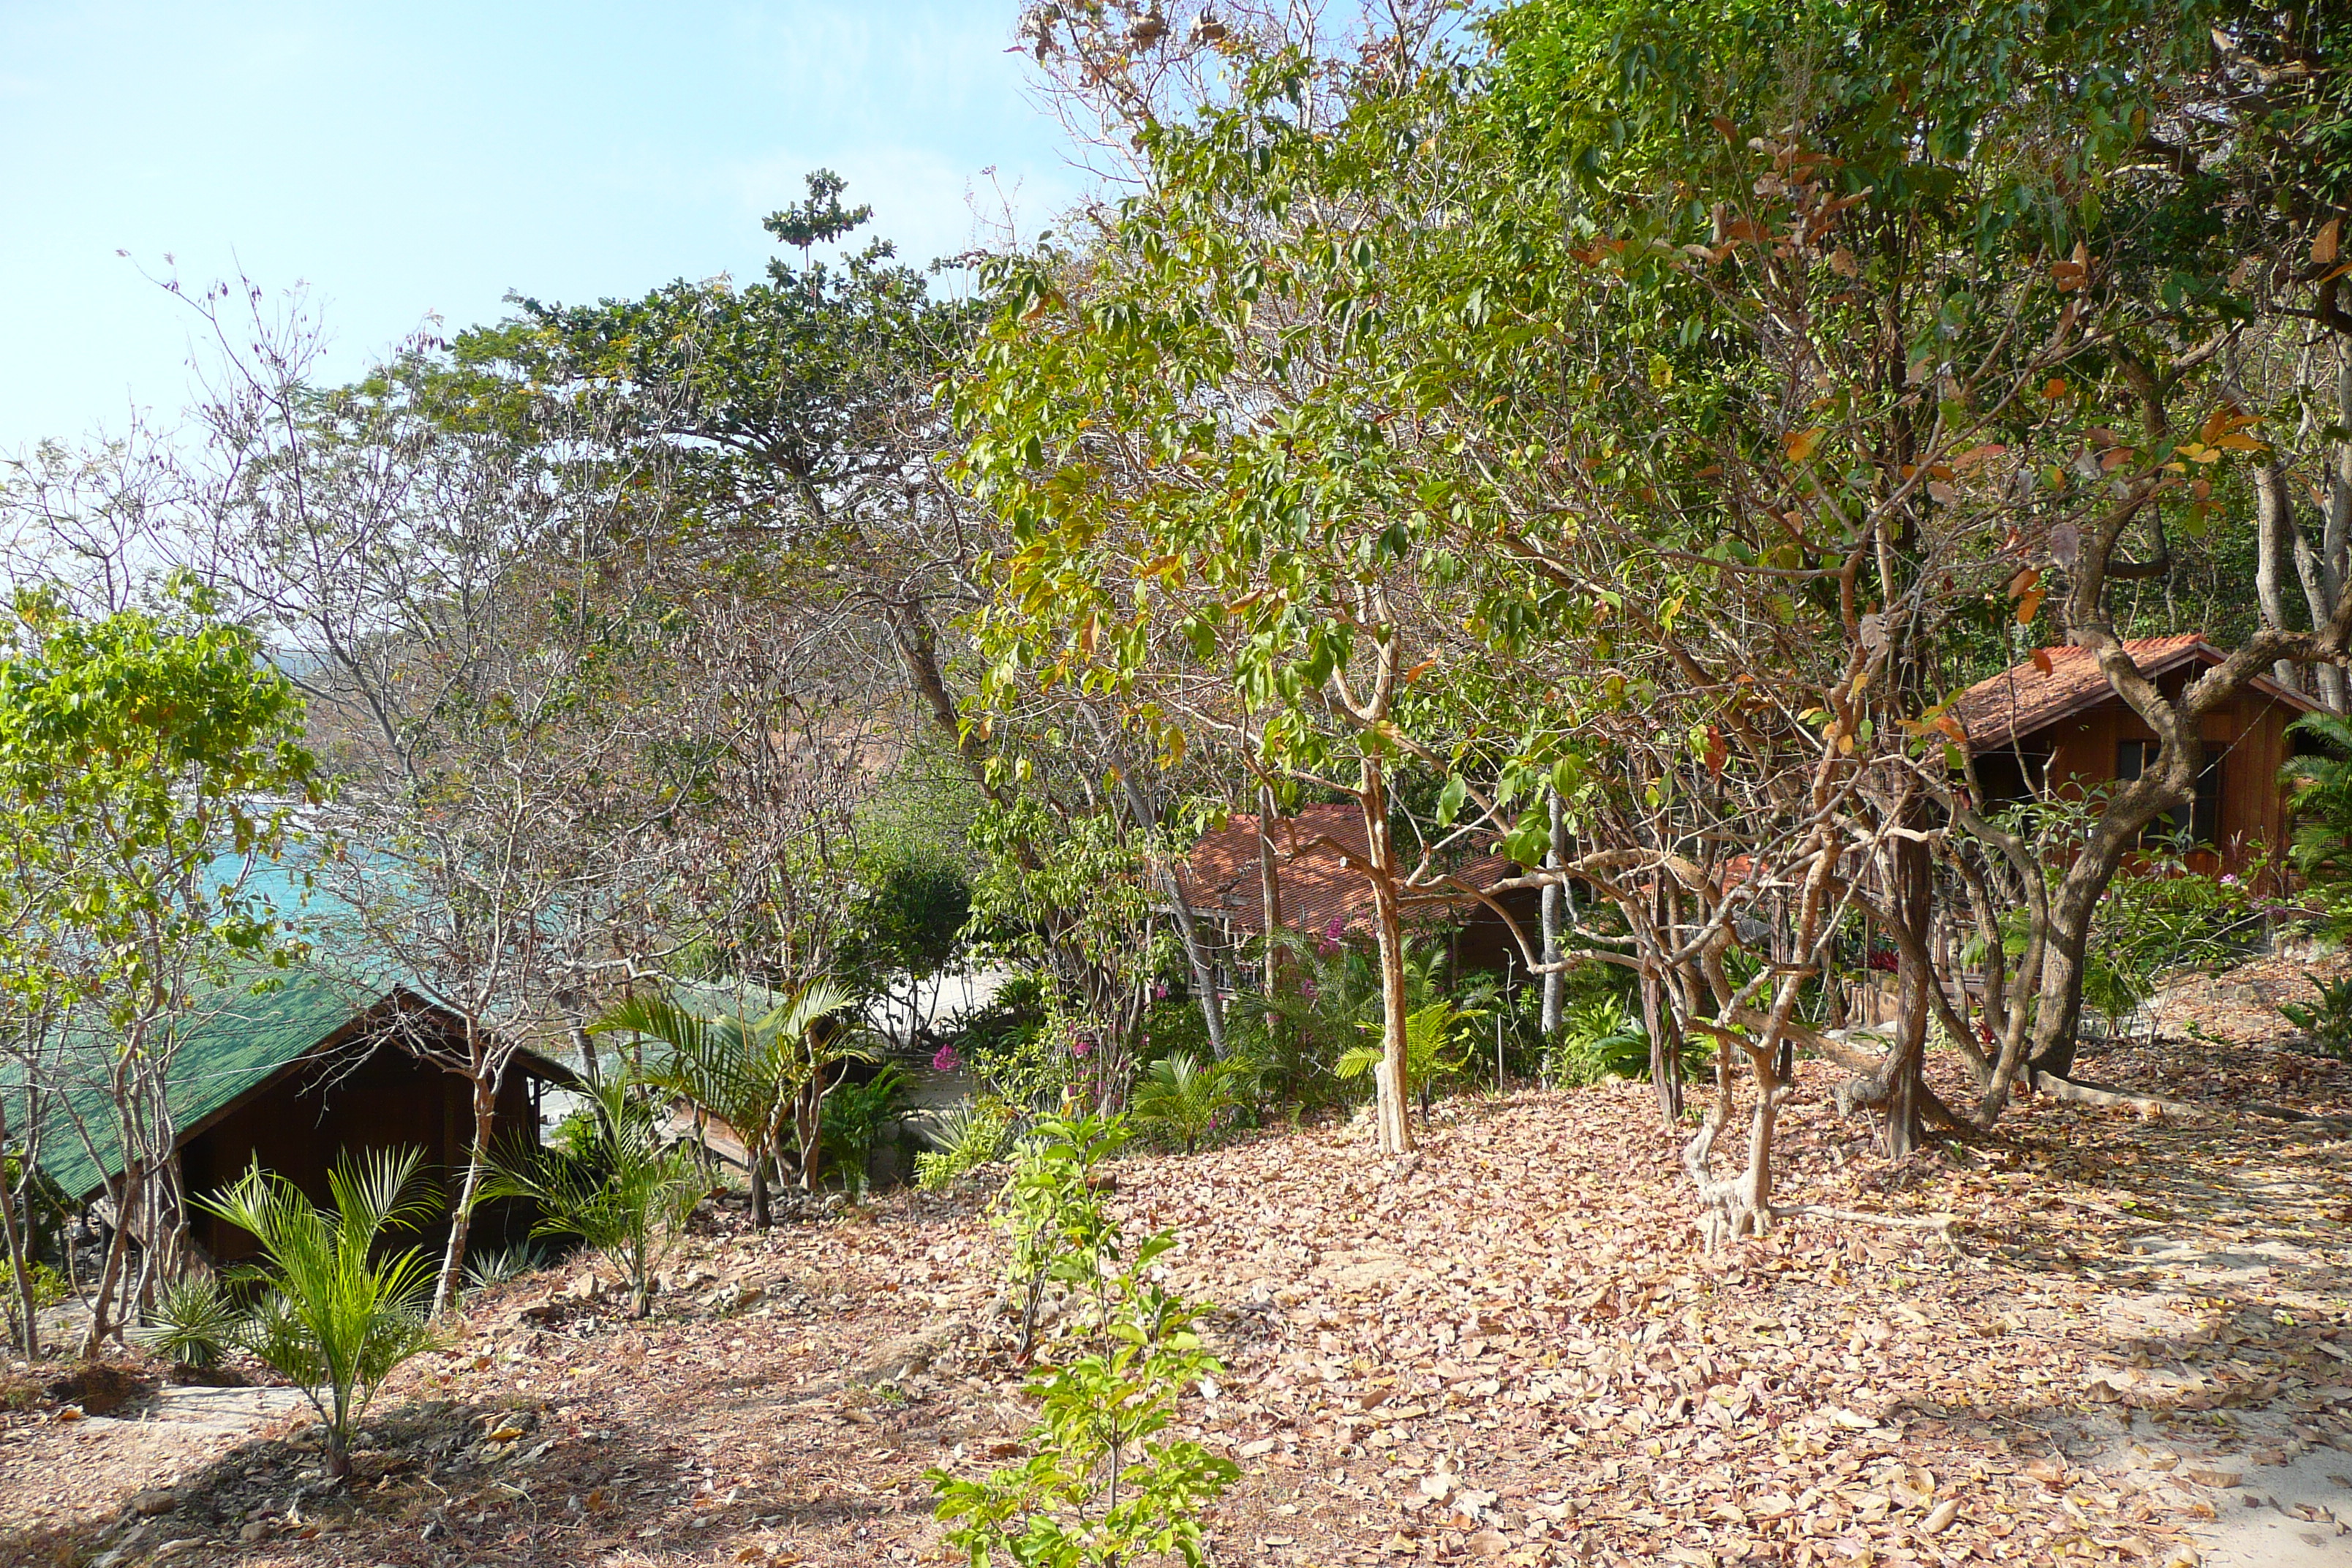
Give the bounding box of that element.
[2257,461,2306,691]
[1162,868,1229,1058]
[1257,782,1286,1026]
[795,1076,826,1191]
[1639,975,1683,1127]
[2017,762,2193,1084]
[1881,832,1932,1157]
[568,1009,600,1089]
[432,1071,499,1319]
[1741,1045,1780,1230]
[1,1102,37,1357]
[748,1147,771,1229]
[80,1163,139,1357]
[1540,791,1565,1037]
[1360,761,1415,1156]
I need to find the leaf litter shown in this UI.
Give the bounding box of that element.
[2,967,2348,1568]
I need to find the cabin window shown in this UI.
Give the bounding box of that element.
[1971,747,2047,811]
[2114,739,2222,844]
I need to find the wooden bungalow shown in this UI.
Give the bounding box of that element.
[1950,633,2321,873]
[29,971,573,1267]
[1172,803,1546,980]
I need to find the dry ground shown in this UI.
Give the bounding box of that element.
[4,969,2350,1568]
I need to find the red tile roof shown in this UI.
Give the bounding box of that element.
[1174,802,1522,941]
[1949,634,2318,751]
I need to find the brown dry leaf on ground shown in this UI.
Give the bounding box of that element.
[3,963,2348,1568]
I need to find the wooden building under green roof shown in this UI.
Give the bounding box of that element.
[24,972,572,1267]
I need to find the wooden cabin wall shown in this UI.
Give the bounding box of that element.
[2027,671,2297,875]
[179,1041,540,1266]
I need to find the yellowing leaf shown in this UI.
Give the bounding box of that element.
[1784,428,1826,463]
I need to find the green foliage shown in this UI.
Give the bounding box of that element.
[915,1098,1018,1192]
[2,1258,67,1315]
[2284,710,2352,887]
[2279,976,2352,1063]
[2078,856,2259,1035]
[477,1078,702,1319]
[929,1271,1239,1568]
[1335,999,1483,1120]
[821,1064,914,1195]
[995,1113,1128,1360]
[607,978,868,1216]
[1235,932,1441,1112]
[134,1275,238,1370]
[1127,1053,1243,1156]
[932,1110,1237,1567]
[461,1244,547,1291]
[0,576,320,1017]
[843,850,970,992]
[966,803,1172,1103]
[193,1147,442,1478]
[1543,997,1652,1088]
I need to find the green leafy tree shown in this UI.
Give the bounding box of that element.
[195,1148,441,1482]
[0,576,319,1350]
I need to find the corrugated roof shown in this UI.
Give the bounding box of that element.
[12,969,573,1205]
[1175,803,1520,942]
[1949,634,2320,752]
[22,970,367,1203]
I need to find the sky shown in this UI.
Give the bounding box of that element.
[0,1,1078,455]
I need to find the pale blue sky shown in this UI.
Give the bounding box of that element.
[0,1,1075,453]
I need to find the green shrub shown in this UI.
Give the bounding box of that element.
[933,1109,1238,1566]
[461,1244,546,1291]
[2280,975,2352,1061]
[1128,1052,1242,1154]
[478,1077,703,1319]
[916,1098,1018,1191]
[195,1147,442,1481]
[1335,998,1482,1120]
[823,1064,915,1194]
[1544,997,1651,1086]
[994,1112,1126,1359]
[134,1275,238,1370]
[930,1267,1239,1568]
[1,1258,67,1313]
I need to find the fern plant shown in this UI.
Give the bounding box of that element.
[1128,1052,1241,1154]
[1335,1000,1482,1121]
[1544,998,1651,1087]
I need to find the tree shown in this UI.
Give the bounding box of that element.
[0,576,317,1349]
[449,170,992,791]
[609,978,864,1225]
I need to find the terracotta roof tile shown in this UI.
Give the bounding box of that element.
[1175,802,1520,941]
[1951,634,2222,752]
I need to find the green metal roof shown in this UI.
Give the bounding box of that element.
[18,970,380,1204]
